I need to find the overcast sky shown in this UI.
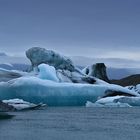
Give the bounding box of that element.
[0,0,140,60]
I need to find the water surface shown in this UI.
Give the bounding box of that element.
[0,107,140,140]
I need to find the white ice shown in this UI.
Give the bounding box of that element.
[86,95,140,107]
[3,98,45,110]
[86,101,131,107]
[96,96,125,104]
[114,96,140,106]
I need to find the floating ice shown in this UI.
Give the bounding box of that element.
[38,64,59,82]
[3,98,45,110]
[0,76,138,106]
[86,101,131,107]
[96,96,125,104]
[114,96,140,106]
[86,95,140,107]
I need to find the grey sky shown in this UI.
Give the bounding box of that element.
[0,0,140,60]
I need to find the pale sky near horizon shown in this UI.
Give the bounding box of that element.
[0,0,140,60]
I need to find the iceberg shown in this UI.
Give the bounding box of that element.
[26,47,75,72]
[95,96,125,104]
[86,95,140,107]
[114,97,140,106]
[2,99,45,111]
[0,47,140,107]
[0,76,138,106]
[86,101,131,108]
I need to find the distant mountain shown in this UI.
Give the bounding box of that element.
[0,52,30,71]
[0,53,140,79]
[107,68,140,80]
[0,63,14,70]
[111,74,140,87]
[0,63,30,71]
[0,53,29,64]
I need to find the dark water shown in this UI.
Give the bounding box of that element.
[0,107,140,140]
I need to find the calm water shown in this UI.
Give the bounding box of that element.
[0,107,140,140]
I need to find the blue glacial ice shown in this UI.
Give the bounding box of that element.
[0,63,139,106]
[38,64,59,82]
[0,75,138,106]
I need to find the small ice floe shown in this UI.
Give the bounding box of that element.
[2,99,46,111]
[86,101,131,108]
[86,95,132,108]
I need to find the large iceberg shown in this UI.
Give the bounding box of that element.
[0,47,140,107]
[0,75,138,106]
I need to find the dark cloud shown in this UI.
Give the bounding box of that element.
[0,0,140,62]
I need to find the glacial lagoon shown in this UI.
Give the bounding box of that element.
[0,107,140,140]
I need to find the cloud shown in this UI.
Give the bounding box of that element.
[71,56,140,68]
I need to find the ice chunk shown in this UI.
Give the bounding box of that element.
[0,76,138,106]
[38,64,59,82]
[57,70,72,83]
[26,47,75,72]
[114,97,140,106]
[96,96,125,104]
[3,98,46,110]
[86,96,132,107]
[86,101,105,107]
[87,95,140,107]
[86,101,131,107]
